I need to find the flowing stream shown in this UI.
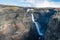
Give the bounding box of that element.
[31,13,44,36]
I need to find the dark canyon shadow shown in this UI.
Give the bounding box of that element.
[28,9,57,40]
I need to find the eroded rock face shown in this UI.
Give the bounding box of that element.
[45,12,60,40]
[0,13,32,40]
[0,6,33,40]
[0,5,60,40]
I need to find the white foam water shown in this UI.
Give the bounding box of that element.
[31,13,43,36]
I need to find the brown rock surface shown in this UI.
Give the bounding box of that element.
[45,12,60,40]
[0,5,60,40]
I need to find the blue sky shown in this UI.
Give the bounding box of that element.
[52,0,60,2]
[0,0,60,8]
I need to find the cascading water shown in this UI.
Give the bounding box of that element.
[31,13,43,36]
[27,9,57,40]
[31,9,57,39]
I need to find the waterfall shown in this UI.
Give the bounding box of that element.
[31,13,44,36]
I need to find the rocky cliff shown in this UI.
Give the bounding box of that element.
[0,5,60,40]
[45,10,60,40]
[0,5,32,40]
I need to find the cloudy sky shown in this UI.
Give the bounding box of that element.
[0,0,60,8]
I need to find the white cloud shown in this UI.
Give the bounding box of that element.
[18,0,60,8]
[36,0,60,8]
[0,0,60,8]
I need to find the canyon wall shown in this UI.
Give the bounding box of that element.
[0,5,60,40]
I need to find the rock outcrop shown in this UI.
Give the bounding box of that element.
[0,5,32,40]
[0,5,60,40]
[45,11,60,40]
